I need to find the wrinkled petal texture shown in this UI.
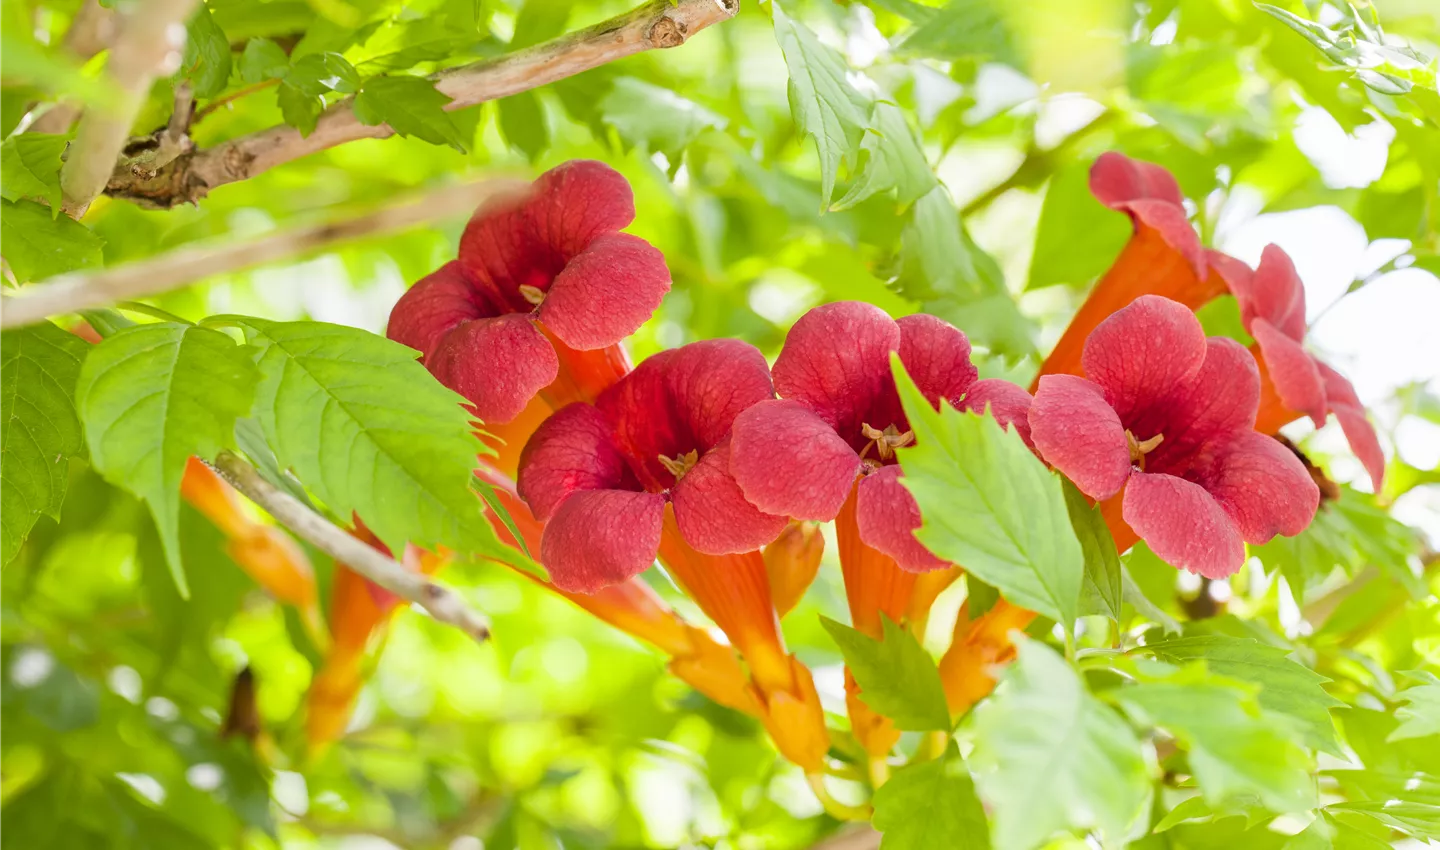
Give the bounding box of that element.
[517,403,631,521]
[1083,294,1207,424]
[894,313,977,409]
[730,399,861,521]
[1149,337,1260,467]
[538,232,670,350]
[960,378,1034,450]
[672,440,788,554]
[1089,153,1205,277]
[1029,375,1132,500]
[1319,362,1386,492]
[1241,245,1307,341]
[427,315,558,424]
[856,465,949,572]
[1251,319,1327,426]
[541,490,665,593]
[772,301,901,437]
[1122,472,1246,579]
[1196,431,1319,544]
[386,261,492,360]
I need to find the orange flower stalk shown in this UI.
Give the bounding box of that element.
[764,521,825,618]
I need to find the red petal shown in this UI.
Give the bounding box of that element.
[895,313,977,408]
[1082,294,1207,422]
[961,378,1034,449]
[772,301,901,433]
[1029,375,1132,500]
[1197,431,1319,544]
[1207,250,1253,297]
[539,232,671,350]
[428,315,558,424]
[664,339,776,447]
[672,440,789,554]
[1122,471,1246,579]
[1090,152,1186,209]
[1251,319,1326,426]
[387,261,490,361]
[528,159,637,257]
[540,489,664,593]
[1243,245,1308,341]
[856,466,949,573]
[517,402,629,521]
[1318,362,1386,491]
[730,399,861,520]
[1153,337,1261,466]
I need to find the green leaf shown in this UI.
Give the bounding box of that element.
[238,38,289,84]
[1390,684,1440,741]
[970,640,1148,850]
[1,198,105,283]
[1,321,89,564]
[226,318,508,562]
[0,133,67,212]
[899,0,1016,66]
[354,76,469,153]
[1137,635,1343,754]
[1026,163,1130,291]
[1326,801,1440,841]
[896,362,1082,628]
[872,743,990,849]
[180,3,233,99]
[772,0,872,207]
[1112,660,1315,813]
[820,615,950,731]
[276,84,322,137]
[600,78,726,168]
[1326,770,1440,840]
[76,324,259,596]
[833,101,937,211]
[1287,813,1394,850]
[1063,479,1122,621]
[497,90,550,162]
[286,52,360,96]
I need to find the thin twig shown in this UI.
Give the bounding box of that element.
[59,0,201,216]
[26,0,118,135]
[0,176,527,329]
[192,79,281,124]
[210,451,492,642]
[104,0,739,208]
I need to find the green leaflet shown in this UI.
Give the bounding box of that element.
[353,76,470,153]
[820,615,950,732]
[0,199,104,282]
[872,743,990,849]
[0,132,68,213]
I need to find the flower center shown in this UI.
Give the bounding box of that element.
[657,449,699,483]
[518,284,546,306]
[859,422,915,465]
[1126,430,1164,471]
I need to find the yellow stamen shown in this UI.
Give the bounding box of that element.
[1126,430,1164,471]
[518,284,546,306]
[658,449,699,482]
[860,422,915,462]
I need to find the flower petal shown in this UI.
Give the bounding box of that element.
[1082,294,1207,422]
[517,402,630,521]
[428,314,558,424]
[960,378,1034,449]
[538,232,671,350]
[387,261,491,360]
[672,439,789,555]
[1251,319,1326,426]
[895,313,977,408]
[665,339,776,447]
[856,465,949,572]
[1122,471,1246,579]
[1318,362,1386,492]
[1197,431,1319,544]
[1028,375,1132,500]
[1152,337,1261,467]
[730,399,861,521]
[540,489,665,593]
[772,301,901,434]
[1243,244,1308,341]
[528,159,638,256]
[1089,151,1186,209]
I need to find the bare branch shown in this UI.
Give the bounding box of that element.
[0,176,527,329]
[105,0,739,208]
[26,0,119,135]
[59,0,201,216]
[211,451,492,642]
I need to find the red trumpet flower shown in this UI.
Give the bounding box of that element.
[387,161,667,430]
[727,301,1033,572]
[1029,295,1320,578]
[1210,246,1385,490]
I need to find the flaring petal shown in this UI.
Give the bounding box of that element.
[664,338,777,447]
[1082,294,1207,422]
[1251,319,1326,427]
[1318,362,1386,492]
[672,440,789,555]
[895,313,977,409]
[1122,471,1246,579]
[387,261,490,360]
[772,301,901,433]
[856,466,949,573]
[517,402,629,521]
[539,232,671,350]
[730,399,861,521]
[540,489,665,593]
[960,378,1034,450]
[1198,431,1319,544]
[1244,244,1308,341]
[528,159,637,257]
[428,314,557,424]
[1089,151,1186,209]
[1028,375,1132,500]
[1152,337,1261,466]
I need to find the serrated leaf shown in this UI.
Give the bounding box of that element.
[772,1,872,207]
[180,3,232,99]
[899,0,1016,65]
[833,101,936,211]
[497,89,550,162]
[1,133,67,212]
[276,83,322,136]
[1063,479,1123,620]
[1,198,105,282]
[1326,801,1440,840]
[1113,660,1315,813]
[226,318,509,563]
[1,321,89,564]
[896,362,1082,629]
[600,78,725,168]
[820,615,950,731]
[354,76,469,152]
[1390,684,1440,741]
[1137,635,1343,754]
[239,38,289,84]
[872,743,989,849]
[76,324,259,596]
[286,52,360,96]
[970,640,1148,850]
[1326,769,1440,840]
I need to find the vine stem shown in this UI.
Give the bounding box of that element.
[208,450,492,643]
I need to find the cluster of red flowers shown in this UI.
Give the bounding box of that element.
[291,155,1381,768]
